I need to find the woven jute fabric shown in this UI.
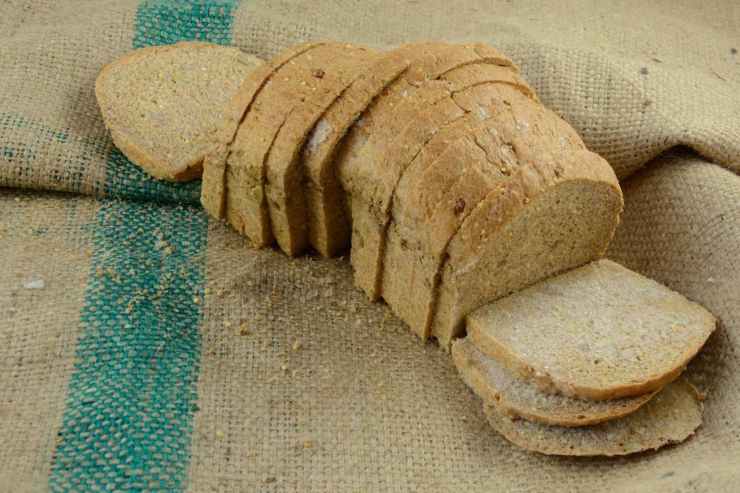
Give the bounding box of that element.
[1,1,738,491]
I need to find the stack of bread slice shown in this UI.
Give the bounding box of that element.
[96,42,717,455]
[453,260,715,456]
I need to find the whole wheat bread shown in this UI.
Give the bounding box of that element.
[226,43,362,248]
[263,45,381,256]
[430,99,624,347]
[96,41,262,182]
[336,42,515,300]
[98,41,720,459]
[382,84,552,340]
[201,42,322,220]
[468,259,717,400]
[484,379,703,456]
[303,52,412,257]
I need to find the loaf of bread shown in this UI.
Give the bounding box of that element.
[97,41,621,344]
[96,41,717,457]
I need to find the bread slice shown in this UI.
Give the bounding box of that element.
[467,259,717,400]
[336,44,519,300]
[430,102,624,348]
[264,46,381,256]
[226,43,372,247]
[484,379,703,456]
[201,42,321,220]
[96,41,262,181]
[303,52,412,258]
[382,84,547,340]
[452,338,656,427]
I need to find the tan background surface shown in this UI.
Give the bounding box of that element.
[1,1,739,491]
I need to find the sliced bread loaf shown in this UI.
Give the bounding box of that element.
[337,45,520,300]
[452,338,656,427]
[430,99,624,348]
[96,41,262,181]
[264,45,381,256]
[467,259,716,400]
[201,42,321,219]
[382,84,547,339]
[484,379,703,456]
[303,52,412,257]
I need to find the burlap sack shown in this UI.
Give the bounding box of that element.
[1,1,738,491]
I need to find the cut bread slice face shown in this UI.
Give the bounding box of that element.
[264,46,381,256]
[337,44,522,300]
[467,259,717,400]
[303,52,412,258]
[452,338,656,427]
[484,379,703,457]
[430,108,624,348]
[383,84,553,340]
[96,41,262,181]
[201,42,321,220]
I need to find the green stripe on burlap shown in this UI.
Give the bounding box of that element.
[49,1,239,491]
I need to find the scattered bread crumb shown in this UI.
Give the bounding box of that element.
[292,340,303,351]
[239,322,249,336]
[23,278,45,289]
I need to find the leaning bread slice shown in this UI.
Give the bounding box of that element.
[452,338,656,427]
[337,44,520,300]
[96,41,262,181]
[430,104,624,348]
[264,46,381,256]
[303,52,411,257]
[468,260,717,400]
[484,379,703,456]
[201,42,322,219]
